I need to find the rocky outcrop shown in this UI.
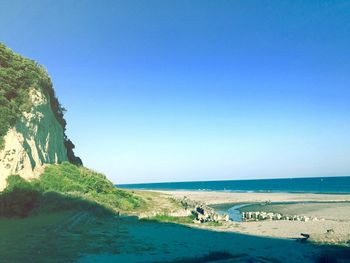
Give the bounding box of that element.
[192,205,230,223]
[177,196,230,223]
[0,88,68,189]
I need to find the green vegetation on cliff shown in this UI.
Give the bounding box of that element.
[0,44,144,217]
[0,43,42,148]
[0,163,144,217]
[0,43,80,164]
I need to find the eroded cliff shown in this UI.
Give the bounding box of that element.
[0,43,80,190]
[0,88,69,188]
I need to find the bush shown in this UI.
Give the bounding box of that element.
[0,43,48,148]
[0,163,144,217]
[0,175,41,217]
[34,162,144,211]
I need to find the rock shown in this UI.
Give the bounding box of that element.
[240,210,319,223]
[192,204,229,223]
[247,212,252,219]
[258,213,266,220]
[196,206,205,215]
[266,213,274,220]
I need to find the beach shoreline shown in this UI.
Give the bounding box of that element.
[137,189,350,205]
[137,189,350,245]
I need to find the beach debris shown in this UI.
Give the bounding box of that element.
[326,229,335,234]
[299,233,310,242]
[301,233,310,239]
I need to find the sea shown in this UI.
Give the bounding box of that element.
[117,176,350,194]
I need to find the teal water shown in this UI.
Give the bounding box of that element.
[118,176,350,194]
[211,203,252,222]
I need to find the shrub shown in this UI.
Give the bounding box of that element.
[0,175,41,217]
[0,163,144,217]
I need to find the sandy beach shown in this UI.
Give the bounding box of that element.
[153,190,350,204]
[151,190,350,244]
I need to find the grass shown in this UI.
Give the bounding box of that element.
[0,162,145,218]
[35,162,145,212]
[0,164,148,262]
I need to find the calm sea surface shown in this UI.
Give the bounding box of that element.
[117,176,350,194]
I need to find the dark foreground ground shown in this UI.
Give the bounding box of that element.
[0,210,349,263]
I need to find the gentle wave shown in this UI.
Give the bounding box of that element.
[117,176,350,194]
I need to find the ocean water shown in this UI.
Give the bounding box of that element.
[117,176,350,194]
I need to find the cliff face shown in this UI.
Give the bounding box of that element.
[0,88,68,189]
[0,44,80,190]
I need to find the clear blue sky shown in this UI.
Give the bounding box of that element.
[1,1,350,184]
